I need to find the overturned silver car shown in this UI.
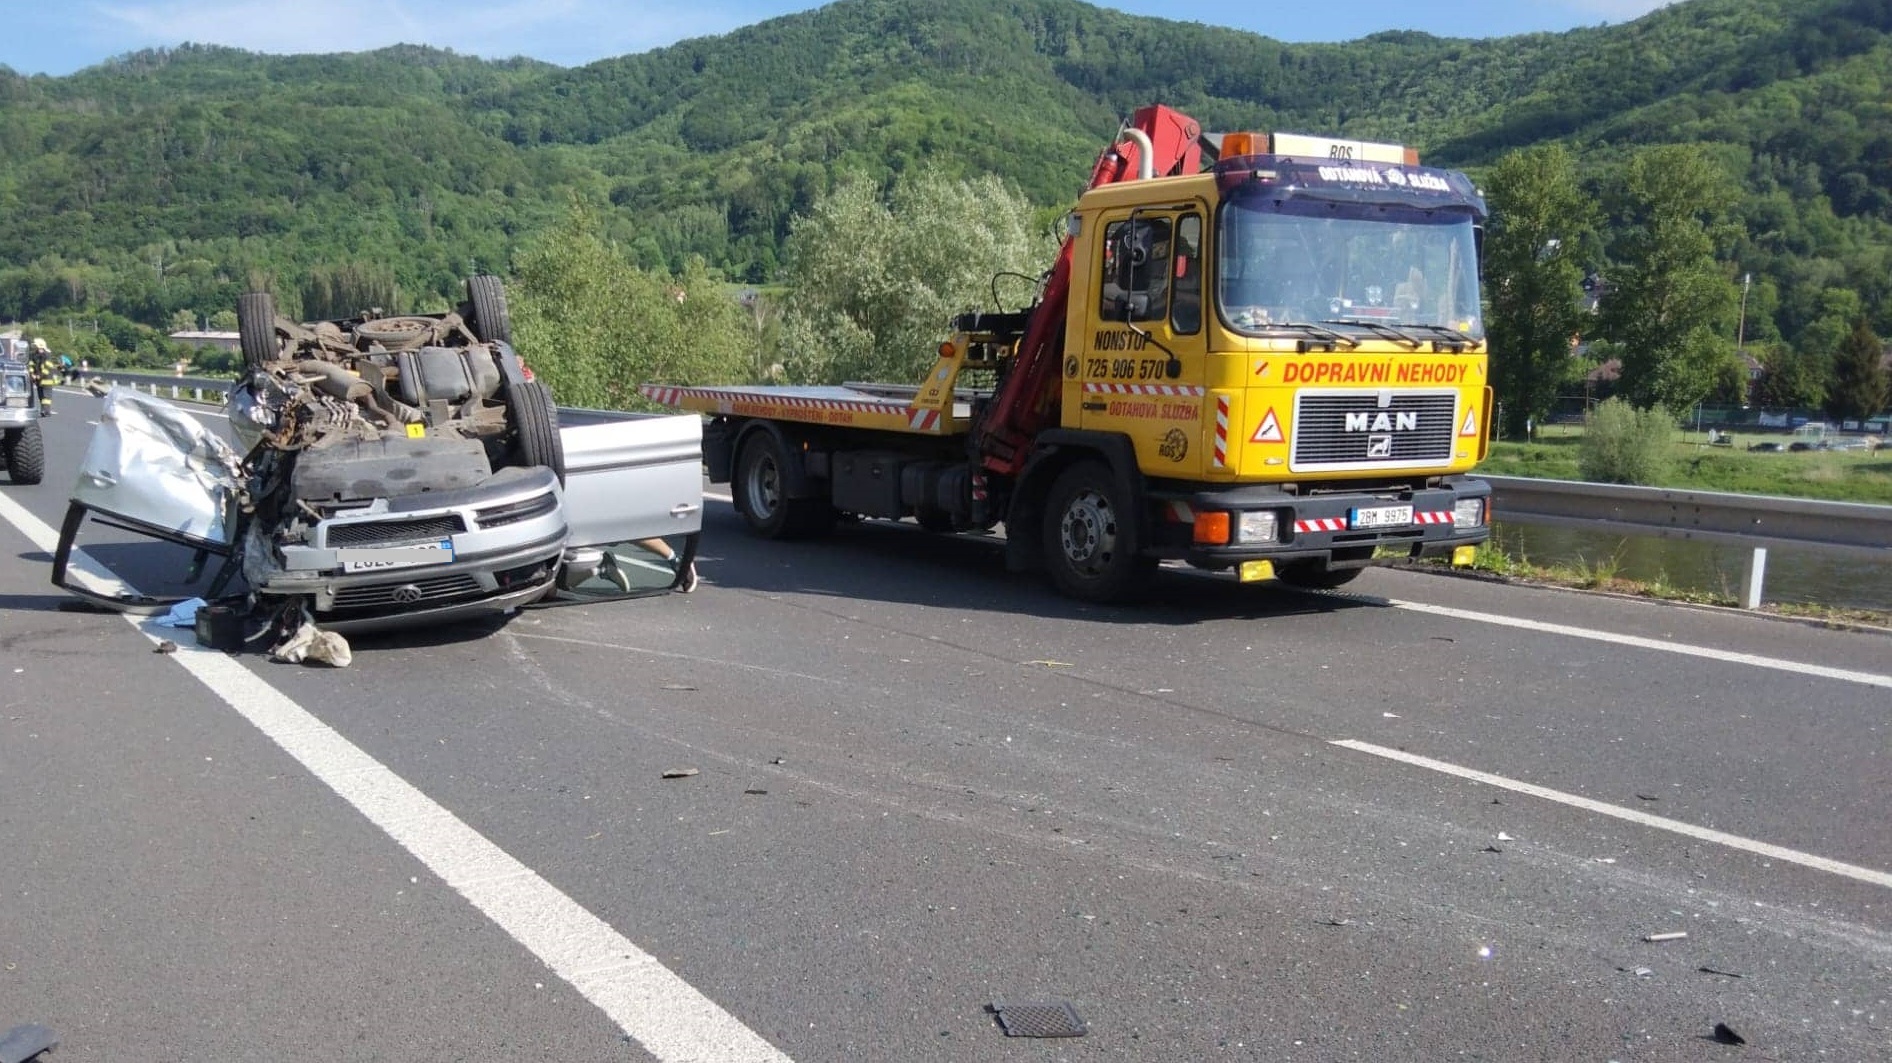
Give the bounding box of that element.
[53,277,704,635]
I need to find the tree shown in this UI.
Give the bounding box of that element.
[510,202,751,410]
[1827,317,1890,421]
[1597,145,1743,415]
[1753,342,1826,409]
[777,171,1046,385]
[1483,144,1595,438]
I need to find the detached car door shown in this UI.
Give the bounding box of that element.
[551,411,704,598]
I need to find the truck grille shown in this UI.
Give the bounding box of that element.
[324,515,466,548]
[1291,392,1457,470]
[331,573,484,611]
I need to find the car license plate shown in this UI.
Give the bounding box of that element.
[1350,505,1414,529]
[338,539,454,573]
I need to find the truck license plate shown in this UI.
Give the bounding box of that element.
[338,539,454,573]
[1350,505,1414,529]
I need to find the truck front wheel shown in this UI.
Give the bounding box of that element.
[735,433,834,539]
[3,423,44,485]
[1042,460,1153,602]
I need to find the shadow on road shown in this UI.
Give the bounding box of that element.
[694,506,1374,626]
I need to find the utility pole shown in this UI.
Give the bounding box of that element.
[1735,272,1751,352]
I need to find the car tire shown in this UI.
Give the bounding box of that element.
[734,432,834,539]
[1041,459,1154,602]
[510,380,564,484]
[466,275,513,345]
[237,291,279,369]
[1274,560,1365,589]
[4,422,44,485]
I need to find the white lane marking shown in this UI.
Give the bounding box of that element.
[1333,739,1892,890]
[1384,597,1892,690]
[0,497,792,1063]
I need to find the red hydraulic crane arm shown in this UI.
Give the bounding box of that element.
[975,105,1203,477]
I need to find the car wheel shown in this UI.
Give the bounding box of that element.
[237,291,279,370]
[734,432,833,539]
[510,380,565,484]
[1041,459,1154,602]
[466,275,513,345]
[4,422,44,485]
[1274,560,1365,589]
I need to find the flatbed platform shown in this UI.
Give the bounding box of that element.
[640,383,975,436]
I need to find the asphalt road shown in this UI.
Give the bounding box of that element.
[2,389,1887,1061]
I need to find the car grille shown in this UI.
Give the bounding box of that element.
[331,573,484,611]
[324,515,466,548]
[474,492,558,529]
[1292,392,1457,469]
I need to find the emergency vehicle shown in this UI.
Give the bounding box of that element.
[643,106,1493,601]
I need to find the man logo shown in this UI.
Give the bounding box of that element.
[1344,411,1418,433]
[390,584,425,605]
[1366,434,1394,459]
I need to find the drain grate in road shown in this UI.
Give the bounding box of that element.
[990,1000,1087,1038]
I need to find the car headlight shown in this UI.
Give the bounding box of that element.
[1453,498,1485,529]
[1236,510,1279,544]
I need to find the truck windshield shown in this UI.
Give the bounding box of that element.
[1217,199,1483,341]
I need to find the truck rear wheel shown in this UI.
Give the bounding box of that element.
[1275,560,1365,589]
[237,291,279,369]
[1042,460,1153,602]
[735,433,833,539]
[4,422,45,485]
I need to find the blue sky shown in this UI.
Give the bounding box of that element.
[0,0,1679,77]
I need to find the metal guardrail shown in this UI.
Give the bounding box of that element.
[1480,475,1891,608]
[87,370,237,405]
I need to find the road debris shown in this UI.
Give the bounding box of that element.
[1382,712,1401,718]
[270,619,352,667]
[1497,831,1514,841]
[661,768,700,779]
[1643,931,1688,943]
[1697,966,1746,979]
[1481,845,1504,853]
[154,640,178,654]
[1635,793,1660,801]
[1712,1022,1746,1045]
[661,684,697,691]
[769,756,785,765]
[1318,917,1353,927]
[743,788,768,795]
[0,1023,59,1063]
[989,1000,1087,1038]
[1024,660,1074,669]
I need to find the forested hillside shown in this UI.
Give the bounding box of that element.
[0,0,1888,364]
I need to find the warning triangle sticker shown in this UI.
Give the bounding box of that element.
[1251,409,1284,443]
[1459,409,1479,437]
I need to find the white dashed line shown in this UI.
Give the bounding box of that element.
[1332,739,1892,890]
[0,491,792,1063]
[1382,598,1892,690]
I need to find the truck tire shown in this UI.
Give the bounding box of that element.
[237,291,279,369]
[1275,560,1365,589]
[466,275,513,345]
[4,422,44,485]
[511,380,565,484]
[734,432,834,539]
[354,316,437,350]
[1041,459,1154,602]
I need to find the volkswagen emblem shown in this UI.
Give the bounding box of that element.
[390,583,425,605]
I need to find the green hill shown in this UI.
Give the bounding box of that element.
[0,0,1887,353]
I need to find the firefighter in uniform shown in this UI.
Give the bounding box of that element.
[31,338,59,417]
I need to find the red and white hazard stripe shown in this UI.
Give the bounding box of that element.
[1413,510,1453,525]
[1294,517,1349,533]
[1081,383,1208,396]
[906,408,941,432]
[1164,501,1196,523]
[1212,396,1230,468]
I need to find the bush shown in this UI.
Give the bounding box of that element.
[1578,398,1675,484]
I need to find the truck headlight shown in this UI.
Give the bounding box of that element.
[1236,510,1279,544]
[1453,498,1485,529]
[3,373,28,397]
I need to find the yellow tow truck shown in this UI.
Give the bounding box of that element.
[644,106,1492,601]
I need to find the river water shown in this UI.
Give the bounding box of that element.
[1488,521,1892,613]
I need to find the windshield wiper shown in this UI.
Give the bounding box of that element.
[1399,323,1479,351]
[1319,318,1424,349]
[1266,321,1359,350]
